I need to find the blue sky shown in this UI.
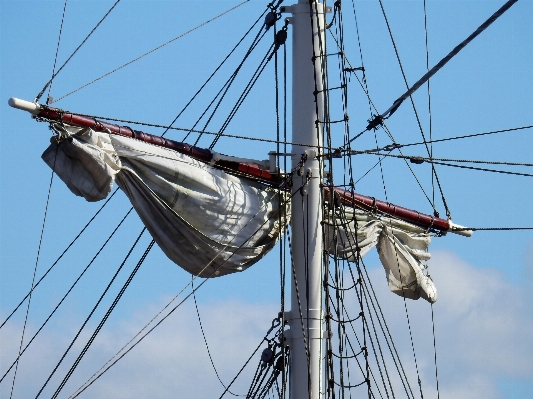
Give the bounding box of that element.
[1,1,532,398]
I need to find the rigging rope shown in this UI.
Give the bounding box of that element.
[50,240,155,399]
[377,0,446,220]
[430,304,441,399]
[46,0,68,104]
[34,228,147,399]
[0,189,119,331]
[184,26,270,144]
[354,151,533,177]
[369,0,519,123]
[9,147,58,399]
[68,183,296,398]
[192,278,244,397]
[349,125,533,153]
[0,208,133,384]
[35,0,123,102]
[50,1,249,104]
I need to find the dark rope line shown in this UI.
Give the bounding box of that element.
[0,189,120,331]
[46,0,68,104]
[176,9,270,141]
[335,206,416,398]
[45,110,329,149]
[352,151,533,177]
[209,39,277,149]
[430,304,440,399]
[423,0,436,212]
[192,278,244,397]
[0,208,133,384]
[35,0,122,102]
[378,0,450,221]
[9,147,58,399]
[352,151,533,168]
[340,226,416,399]
[51,240,155,399]
[186,26,270,144]
[328,204,389,397]
[69,187,295,397]
[428,160,533,177]
[183,10,267,142]
[379,0,519,120]
[348,125,533,154]
[325,271,382,399]
[332,378,369,389]
[34,228,146,399]
[51,1,248,103]
[217,327,282,399]
[359,263,415,399]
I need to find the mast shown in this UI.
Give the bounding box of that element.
[286,1,325,398]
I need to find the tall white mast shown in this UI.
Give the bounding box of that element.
[286,1,325,398]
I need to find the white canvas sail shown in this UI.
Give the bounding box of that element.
[324,206,436,303]
[42,127,436,302]
[42,127,288,277]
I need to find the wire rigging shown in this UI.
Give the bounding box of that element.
[0,189,120,331]
[9,147,58,399]
[46,0,68,104]
[35,0,123,102]
[368,0,519,123]
[0,208,133,384]
[50,240,155,399]
[34,228,147,399]
[192,278,244,397]
[50,1,249,104]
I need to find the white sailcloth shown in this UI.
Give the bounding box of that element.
[42,127,288,277]
[324,206,437,303]
[42,127,437,302]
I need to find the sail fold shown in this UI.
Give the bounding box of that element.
[42,127,288,277]
[42,127,436,302]
[324,207,437,303]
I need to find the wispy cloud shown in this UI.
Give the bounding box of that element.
[1,250,532,398]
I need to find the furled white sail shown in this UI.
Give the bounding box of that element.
[324,206,436,303]
[42,127,288,277]
[42,127,436,302]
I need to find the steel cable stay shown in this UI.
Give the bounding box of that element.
[34,0,123,103]
[9,147,58,399]
[166,6,271,140]
[0,208,133,384]
[50,240,156,399]
[185,2,288,148]
[209,40,277,148]
[348,151,533,168]
[338,124,533,154]
[192,277,246,397]
[0,189,120,331]
[67,183,296,398]
[332,206,419,399]
[189,25,272,145]
[376,0,449,220]
[46,0,68,104]
[376,0,437,187]
[350,151,533,178]
[209,19,290,150]
[33,228,149,399]
[326,25,442,218]
[50,0,250,104]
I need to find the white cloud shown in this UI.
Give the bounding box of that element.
[358,249,533,399]
[1,250,532,398]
